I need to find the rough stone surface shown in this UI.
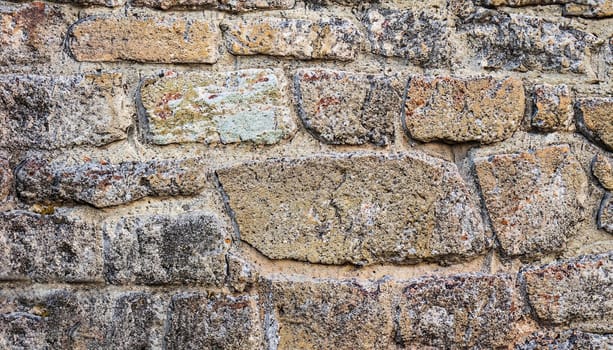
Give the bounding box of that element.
[0,157,11,203]
[404,75,525,144]
[294,69,402,146]
[576,97,613,152]
[462,12,597,74]
[0,2,68,66]
[165,293,261,350]
[0,74,131,150]
[139,69,295,145]
[397,274,520,349]
[262,278,393,350]
[16,157,205,208]
[221,16,361,61]
[564,1,613,18]
[217,153,488,266]
[515,329,613,349]
[0,211,102,282]
[227,254,258,292]
[103,213,228,285]
[592,154,613,191]
[473,145,588,258]
[598,193,613,233]
[133,0,294,10]
[360,7,451,67]
[68,16,220,63]
[522,252,613,332]
[0,289,160,349]
[531,84,574,132]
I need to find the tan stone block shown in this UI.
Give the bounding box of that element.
[577,97,613,151]
[531,84,574,132]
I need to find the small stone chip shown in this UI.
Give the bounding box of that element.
[531,84,573,132]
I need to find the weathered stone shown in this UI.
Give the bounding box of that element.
[16,157,205,208]
[262,278,393,350]
[103,213,228,286]
[463,12,597,74]
[0,157,11,202]
[46,0,125,6]
[397,274,520,349]
[0,211,102,282]
[473,145,588,258]
[0,74,131,150]
[0,2,68,66]
[294,69,401,146]
[133,0,294,11]
[68,16,220,63]
[516,329,613,349]
[576,97,613,151]
[564,1,613,18]
[531,84,574,132]
[598,193,613,233]
[221,16,361,61]
[227,254,259,292]
[475,0,567,5]
[404,75,525,144]
[165,293,261,350]
[139,69,295,145]
[217,153,488,266]
[360,8,451,67]
[593,154,613,191]
[0,289,160,349]
[522,252,613,332]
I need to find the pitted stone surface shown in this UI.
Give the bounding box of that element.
[576,97,613,151]
[462,12,597,74]
[294,69,402,146]
[0,157,11,203]
[165,293,261,350]
[360,7,451,67]
[103,213,227,285]
[397,274,521,349]
[564,1,613,18]
[404,75,525,144]
[139,69,295,145]
[515,329,613,349]
[531,84,574,132]
[133,0,294,10]
[0,74,131,150]
[473,145,588,258]
[16,157,205,208]
[599,193,613,233]
[0,3,68,66]
[261,278,393,350]
[217,153,488,266]
[593,154,613,191]
[68,16,220,63]
[0,211,102,282]
[522,252,613,332]
[221,16,361,61]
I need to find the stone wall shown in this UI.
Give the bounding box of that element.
[0,0,612,348]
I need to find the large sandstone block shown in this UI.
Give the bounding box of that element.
[16,157,205,208]
[516,330,613,349]
[576,97,613,152]
[531,84,574,132]
[0,289,162,349]
[360,7,451,67]
[294,69,402,146]
[0,74,131,150]
[261,278,393,350]
[221,16,361,61]
[0,2,68,66]
[473,145,588,258]
[133,0,294,11]
[462,12,597,74]
[165,293,261,350]
[521,252,613,332]
[397,274,521,348]
[404,75,525,144]
[139,69,295,145]
[103,213,228,286]
[217,153,488,266]
[68,16,220,63]
[0,211,102,282]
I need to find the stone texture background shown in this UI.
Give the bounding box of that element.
[0,0,612,348]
